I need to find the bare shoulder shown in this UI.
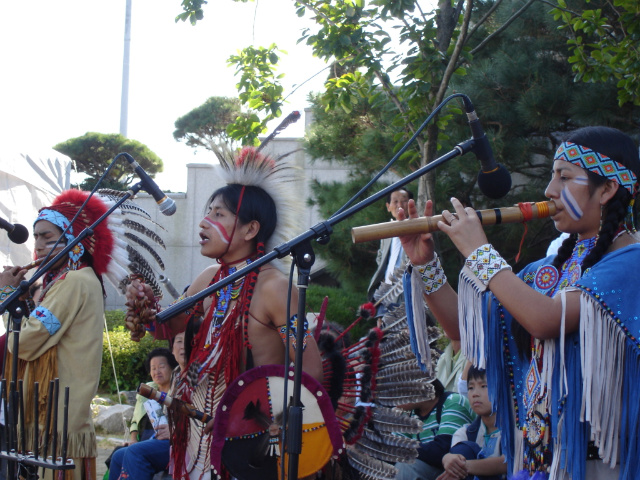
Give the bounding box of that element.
[253,267,296,316]
[186,264,220,296]
[256,267,291,295]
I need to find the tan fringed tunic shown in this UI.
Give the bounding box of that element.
[6,267,103,479]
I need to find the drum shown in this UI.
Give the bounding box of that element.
[210,364,344,480]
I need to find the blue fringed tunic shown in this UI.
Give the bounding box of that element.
[458,243,640,479]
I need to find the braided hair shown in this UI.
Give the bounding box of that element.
[515,126,639,356]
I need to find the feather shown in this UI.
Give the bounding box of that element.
[343,405,371,445]
[376,359,425,377]
[376,391,434,406]
[362,428,421,450]
[98,189,152,219]
[376,372,436,387]
[372,281,404,308]
[125,232,165,270]
[370,408,423,435]
[375,378,433,392]
[353,437,418,464]
[127,245,162,296]
[346,446,397,480]
[379,345,417,363]
[122,219,167,247]
[256,111,301,152]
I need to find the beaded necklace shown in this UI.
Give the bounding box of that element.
[207,260,249,344]
[505,236,596,474]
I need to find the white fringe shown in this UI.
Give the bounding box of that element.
[579,292,624,468]
[410,267,431,373]
[547,292,567,480]
[458,266,488,369]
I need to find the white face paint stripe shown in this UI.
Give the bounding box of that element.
[561,186,583,221]
[572,176,589,186]
[202,217,231,244]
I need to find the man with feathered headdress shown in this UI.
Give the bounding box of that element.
[1,189,115,480]
[125,146,325,479]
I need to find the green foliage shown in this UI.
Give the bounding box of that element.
[307,285,374,342]
[440,0,640,269]
[176,0,469,154]
[101,310,168,393]
[226,45,286,144]
[174,96,248,153]
[310,179,391,292]
[54,133,163,191]
[551,0,640,106]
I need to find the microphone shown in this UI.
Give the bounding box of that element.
[123,154,177,216]
[0,217,29,244]
[463,97,512,199]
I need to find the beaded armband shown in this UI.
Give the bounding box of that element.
[278,315,310,351]
[410,254,447,295]
[0,285,17,303]
[465,243,511,286]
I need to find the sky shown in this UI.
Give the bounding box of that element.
[0,0,330,192]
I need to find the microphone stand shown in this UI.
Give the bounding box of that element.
[0,182,146,477]
[155,137,477,480]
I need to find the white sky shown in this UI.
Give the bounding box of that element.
[0,0,330,192]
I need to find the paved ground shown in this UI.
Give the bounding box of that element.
[96,436,125,479]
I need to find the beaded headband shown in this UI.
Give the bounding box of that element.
[35,208,85,262]
[555,141,638,196]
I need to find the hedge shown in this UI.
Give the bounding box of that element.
[101,310,169,393]
[100,285,447,392]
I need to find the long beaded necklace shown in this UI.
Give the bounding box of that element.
[203,259,252,350]
[510,236,597,474]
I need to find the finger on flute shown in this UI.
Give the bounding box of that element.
[351,201,556,243]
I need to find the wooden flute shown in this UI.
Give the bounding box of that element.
[351,201,557,243]
[20,247,66,270]
[20,257,47,271]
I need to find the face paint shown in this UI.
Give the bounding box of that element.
[560,184,584,221]
[572,176,589,186]
[202,217,231,244]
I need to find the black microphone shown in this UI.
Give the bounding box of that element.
[463,98,512,199]
[123,154,177,216]
[0,217,30,244]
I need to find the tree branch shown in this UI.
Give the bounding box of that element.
[471,0,538,56]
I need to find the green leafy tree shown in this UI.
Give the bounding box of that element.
[173,96,249,155]
[54,132,163,191]
[551,0,640,106]
[175,0,541,206]
[306,0,640,287]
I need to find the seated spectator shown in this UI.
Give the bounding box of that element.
[435,339,469,394]
[437,366,506,480]
[395,378,476,480]
[108,342,181,480]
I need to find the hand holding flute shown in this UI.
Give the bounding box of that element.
[352,200,555,244]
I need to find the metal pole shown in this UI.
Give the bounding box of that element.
[120,0,132,136]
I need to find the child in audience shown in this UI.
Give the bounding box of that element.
[438,367,506,480]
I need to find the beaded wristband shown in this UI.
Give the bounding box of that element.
[412,254,447,295]
[0,285,17,302]
[465,243,511,286]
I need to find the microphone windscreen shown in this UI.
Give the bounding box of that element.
[8,223,29,244]
[477,164,512,199]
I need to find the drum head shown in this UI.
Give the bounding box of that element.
[211,364,344,480]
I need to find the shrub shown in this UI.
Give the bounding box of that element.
[101,310,169,393]
[306,285,376,342]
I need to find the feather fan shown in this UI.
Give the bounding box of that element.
[353,438,417,464]
[346,446,397,480]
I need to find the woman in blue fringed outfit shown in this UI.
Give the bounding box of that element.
[398,126,640,480]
